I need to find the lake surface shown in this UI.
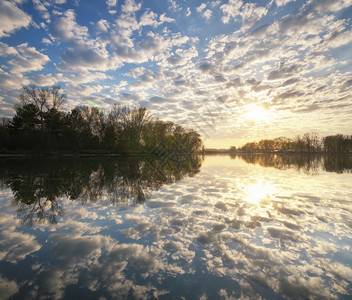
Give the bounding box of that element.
[0,154,351,299]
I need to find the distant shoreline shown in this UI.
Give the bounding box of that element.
[1,150,351,158]
[203,148,352,154]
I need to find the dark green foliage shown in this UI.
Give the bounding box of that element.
[1,86,203,155]
[4,104,41,151]
[9,103,40,134]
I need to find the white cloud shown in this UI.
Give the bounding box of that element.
[29,73,63,86]
[11,0,27,3]
[30,71,110,87]
[50,9,124,72]
[139,10,160,28]
[0,229,41,263]
[267,62,301,80]
[0,68,29,91]
[197,3,207,13]
[8,43,50,74]
[186,7,191,17]
[42,37,53,45]
[0,197,42,264]
[318,20,352,51]
[116,14,139,32]
[203,9,212,20]
[100,0,176,67]
[220,0,242,24]
[0,42,18,56]
[66,84,104,97]
[51,9,88,42]
[240,3,268,31]
[57,40,119,72]
[139,11,175,28]
[278,8,326,36]
[0,1,31,37]
[112,9,140,50]
[32,0,51,22]
[159,13,175,24]
[275,0,296,7]
[127,66,157,79]
[0,276,19,300]
[311,0,352,13]
[176,45,198,60]
[110,12,190,65]
[110,81,128,95]
[168,0,181,12]
[52,0,66,4]
[106,0,117,8]
[220,0,267,31]
[121,0,141,14]
[96,19,110,32]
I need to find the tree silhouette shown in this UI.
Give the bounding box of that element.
[3,85,204,155]
[234,133,351,154]
[9,103,40,134]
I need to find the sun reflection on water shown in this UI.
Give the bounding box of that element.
[243,181,274,203]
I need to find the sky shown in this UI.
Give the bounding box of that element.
[0,0,352,148]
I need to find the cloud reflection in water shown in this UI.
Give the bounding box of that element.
[0,154,351,299]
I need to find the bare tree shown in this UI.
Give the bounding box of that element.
[19,85,67,133]
[20,85,47,132]
[46,86,66,110]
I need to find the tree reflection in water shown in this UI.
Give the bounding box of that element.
[1,154,350,227]
[0,155,203,227]
[232,153,352,175]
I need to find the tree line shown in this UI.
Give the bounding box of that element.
[0,85,203,155]
[231,132,352,154]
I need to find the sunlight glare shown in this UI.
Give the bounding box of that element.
[244,104,271,123]
[244,181,274,203]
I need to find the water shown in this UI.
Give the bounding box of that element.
[0,154,351,299]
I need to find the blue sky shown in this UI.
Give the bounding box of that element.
[0,0,352,147]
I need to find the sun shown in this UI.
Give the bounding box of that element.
[244,104,271,123]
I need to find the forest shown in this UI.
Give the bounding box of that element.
[0,86,203,155]
[231,132,352,154]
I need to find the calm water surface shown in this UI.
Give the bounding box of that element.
[0,154,351,299]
